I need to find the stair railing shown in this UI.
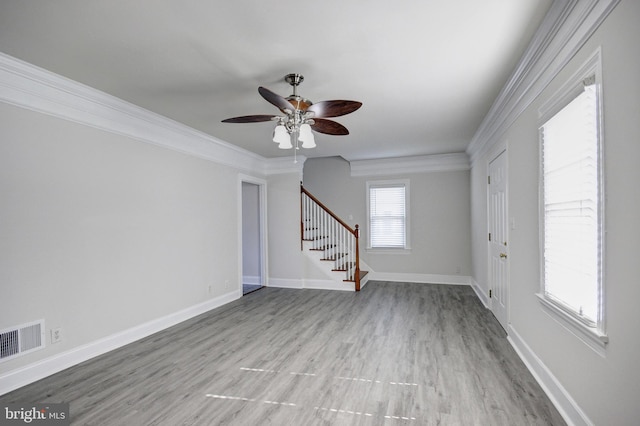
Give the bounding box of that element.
[301,184,361,291]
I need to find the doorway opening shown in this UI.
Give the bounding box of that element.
[240,177,267,295]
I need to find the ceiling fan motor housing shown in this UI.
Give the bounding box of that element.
[284,73,312,110]
[286,96,312,111]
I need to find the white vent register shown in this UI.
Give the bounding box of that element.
[0,320,45,362]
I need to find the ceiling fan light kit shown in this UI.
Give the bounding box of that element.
[272,124,292,149]
[299,123,316,149]
[222,73,362,154]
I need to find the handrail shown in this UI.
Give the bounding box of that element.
[300,185,357,236]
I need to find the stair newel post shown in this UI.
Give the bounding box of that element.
[355,224,361,291]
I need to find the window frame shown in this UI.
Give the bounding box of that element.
[536,48,607,355]
[366,179,411,252]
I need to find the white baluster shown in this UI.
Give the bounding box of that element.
[323,209,328,253]
[340,222,344,270]
[316,203,321,250]
[328,215,332,258]
[347,232,352,280]
[303,195,308,240]
[321,210,324,254]
[315,203,320,250]
[336,225,340,270]
[332,220,340,258]
[312,199,316,247]
[350,233,355,280]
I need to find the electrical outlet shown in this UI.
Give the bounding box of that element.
[51,328,62,344]
[225,279,230,289]
[208,285,212,294]
[455,266,461,274]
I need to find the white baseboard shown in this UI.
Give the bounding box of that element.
[303,279,355,292]
[359,273,370,289]
[369,272,471,286]
[267,278,303,289]
[0,289,241,396]
[470,277,490,308]
[507,325,592,426]
[268,278,354,292]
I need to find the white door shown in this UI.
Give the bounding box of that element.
[488,150,509,331]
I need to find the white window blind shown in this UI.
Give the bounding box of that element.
[369,183,406,248]
[541,82,601,326]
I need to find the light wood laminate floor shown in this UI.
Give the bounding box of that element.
[0,282,566,425]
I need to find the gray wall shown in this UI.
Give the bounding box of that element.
[469,1,640,423]
[303,156,471,277]
[0,101,242,374]
[267,171,309,283]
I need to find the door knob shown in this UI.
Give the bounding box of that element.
[500,253,507,259]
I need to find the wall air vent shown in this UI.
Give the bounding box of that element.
[0,320,45,362]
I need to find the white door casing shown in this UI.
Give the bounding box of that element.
[238,174,268,291]
[488,150,509,331]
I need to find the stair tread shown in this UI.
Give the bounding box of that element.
[310,245,337,251]
[321,253,346,261]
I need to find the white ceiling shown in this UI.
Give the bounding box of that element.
[0,1,552,161]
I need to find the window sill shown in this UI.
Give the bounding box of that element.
[536,293,608,356]
[366,247,412,255]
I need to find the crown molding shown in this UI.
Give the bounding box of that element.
[264,155,306,175]
[0,52,270,174]
[350,153,469,177]
[466,0,621,166]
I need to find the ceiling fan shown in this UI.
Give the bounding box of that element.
[222,73,362,149]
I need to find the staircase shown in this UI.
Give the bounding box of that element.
[301,184,368,291]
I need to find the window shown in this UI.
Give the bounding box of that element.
[367,180,410,250]
[537,50,606,352]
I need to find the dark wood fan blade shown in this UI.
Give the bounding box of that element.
[258,86,296,112]
[306,100,362,118]
[221,115,276,123]
[311,118,349,135]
